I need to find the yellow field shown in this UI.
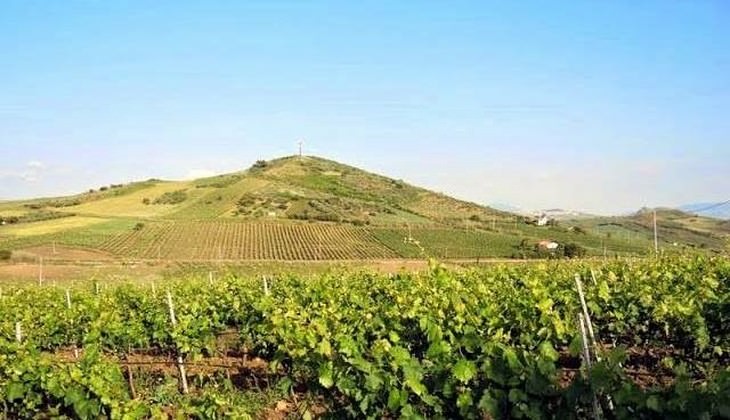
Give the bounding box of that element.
[0,216,108,236]
[0,209,26,218]
[66,181,198,218]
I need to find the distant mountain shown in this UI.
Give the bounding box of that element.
[679,202,730,220]
[488,204,597,220]
[541,208,598,220]
[489,203,528,215]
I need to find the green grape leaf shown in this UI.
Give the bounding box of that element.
[452,359,477,383]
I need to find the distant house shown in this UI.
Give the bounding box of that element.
[536,213,550,226]
[537,240,559,250]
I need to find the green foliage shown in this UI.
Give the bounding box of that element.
[0,249,11,260]
[374,227,518,258]
[571,226,587,234]
[0,256,728,417]
[251,160,268,170]
[152,190,188,205]
[563,242,587,258]
[1,210,75,225]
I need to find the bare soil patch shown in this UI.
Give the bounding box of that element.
[16,245,115,261]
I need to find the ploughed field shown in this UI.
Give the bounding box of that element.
[1,256,728,418]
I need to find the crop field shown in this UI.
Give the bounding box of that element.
[65,181,198,218]
[97,221,399,260]
[0,256,728,418]
[373,227,520,258]
[0,216,107,237]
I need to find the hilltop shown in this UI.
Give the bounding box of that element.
[0,156,727,261]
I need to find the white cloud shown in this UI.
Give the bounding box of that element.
[0,160,46,183]
[26,160,45,170]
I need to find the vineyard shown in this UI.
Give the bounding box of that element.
[97,222,399,260]
[1,256,728,418]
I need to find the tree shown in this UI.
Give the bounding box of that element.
[251,160,268,170]
[562,243,586,258]
[571,226,586,234]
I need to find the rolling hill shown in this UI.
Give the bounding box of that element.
[0,156,727,261]
[679,202,730,220]
[568,207,730,253]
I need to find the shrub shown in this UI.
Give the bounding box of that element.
[251,160,268,170]
[142,198,150,205]
[0,250,11,260]
[133,222,145,231]
[563,242,587,258]
[153,190,187,205]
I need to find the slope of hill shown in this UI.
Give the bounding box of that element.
[679,202,730,220]
[569,207,730,253]
[1,156,727,261]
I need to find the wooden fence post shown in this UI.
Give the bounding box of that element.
[38,256,44,286]
[65,289,79,359]
[166,290,189,394]
[578,313,601,419]
[575,275,598,349]
[262,276,270,296]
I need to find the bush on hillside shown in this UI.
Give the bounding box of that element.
[571,226,586,234]
[0,250,11,261]
[153,190,187,205]
[251,160,268,170]
[563,242,587,258]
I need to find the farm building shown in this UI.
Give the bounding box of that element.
[537,240,559,250]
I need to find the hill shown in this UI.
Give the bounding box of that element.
[0,156,727,261]
[568,207,730,253]
[679,202,730,220]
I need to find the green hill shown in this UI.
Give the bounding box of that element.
[0,156,727,261]
[569,207,730,254]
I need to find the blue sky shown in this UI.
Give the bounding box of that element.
[1,1,728,214]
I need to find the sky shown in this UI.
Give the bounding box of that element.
[1,1,728,215]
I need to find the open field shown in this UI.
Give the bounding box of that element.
[0,216,107,236]
[96,222,399,260]
[1,256,728,418]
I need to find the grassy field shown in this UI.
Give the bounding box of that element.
[67,181,198,218]
[0,216,107,236]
